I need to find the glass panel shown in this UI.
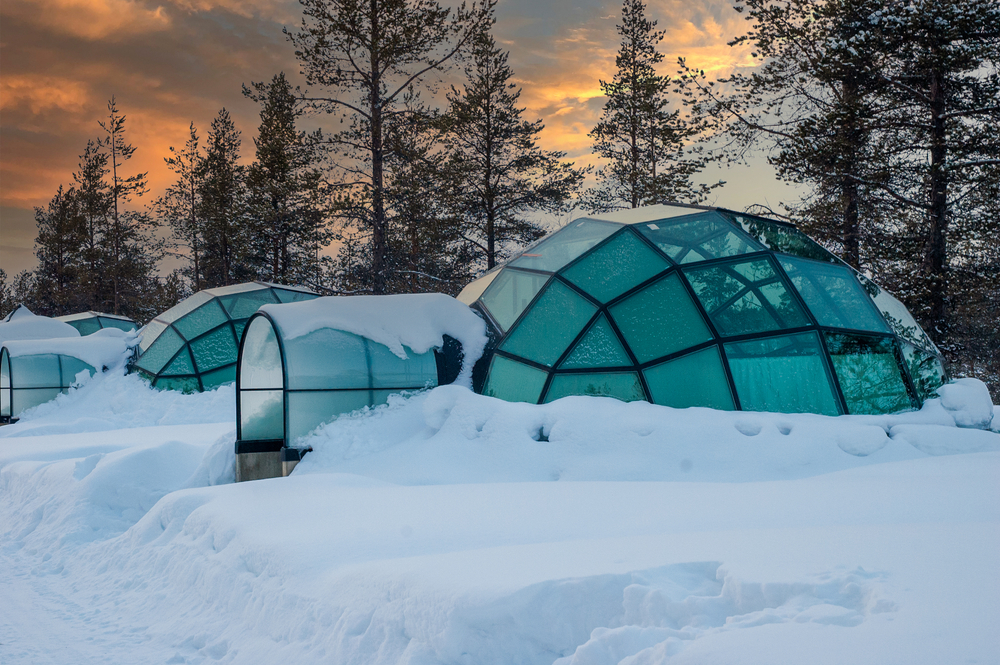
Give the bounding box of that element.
[240,316,283,389]
[609,273,713,363]
[158,291,214,324]
[189,325,238,372]
[900,342,947,403]
[561,229,670,303]
[728,214,839,263]
[499,279,598,367]
[219,290,280,320]
[480,269,549,332]
[12,387,61,417]
[234,321,247,344]
[173,300,229,340]
[483,355,549,403]
[286,390,372,443]
[1,350,10,418]
[208,282,267,296]
[136,326,184,374]
[779,257,888,333]
[201,364,236,389]
[284,328,370,390]
[273,288,318,304]
[456,269,501,306]
[824,333,913,415]
[368,343,438,390]
[138,319,169,352]
[685,258,809,336]
[636,212,763,264]
[543,371,645,403]
[153,376,201,393]
[240,390,284,441]
[510,219,620,272]
[161,348,196,376]
[60,356,95,385]
[559,314,632,369]
[71,318,102,336]
[97,317,136,332]
[10,354,61,388]
[854,273,936,352]
[725,332,841,415]
[643,346,735,411]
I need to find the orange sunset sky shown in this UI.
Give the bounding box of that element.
[0,0,802,276]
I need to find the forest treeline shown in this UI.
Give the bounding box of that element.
[2,0,997,390]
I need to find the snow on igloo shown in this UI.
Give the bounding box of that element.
[134,282,318,392]
[458,203,948,416]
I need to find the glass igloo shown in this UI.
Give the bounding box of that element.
[458,204,947,416]
[56,311,136,335]
[134,282,318,392]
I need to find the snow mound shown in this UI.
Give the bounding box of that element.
[260,293,488,384]
[3,328,135,369]
[936,378,994,429]
[0,305,80,345]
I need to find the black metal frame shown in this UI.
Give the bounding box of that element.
[474,213,947,415]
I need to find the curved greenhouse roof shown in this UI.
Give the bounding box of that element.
[458,203,947,416]
[236,294,487,452]
[56,311,136,335]
[135,282,318,392]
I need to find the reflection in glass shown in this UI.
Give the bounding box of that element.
[729,214,839,263]
[240,317,283,389]
[510,219,620,272]
[779,256,888,333]
[240,390,284,441]
[824,333,913,414]
[544,372,645,403]
[900,341,947,402]
[636,212,763,264]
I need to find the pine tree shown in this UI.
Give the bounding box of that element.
[244,73,331,287]
[73,139,112,311]
[288,0,494,294]
[32,186,88,315]
[157,123,207,291]
[198,109,250,288]
[443,26,586,270]
[98,97,162,316]
[586,0,716,213]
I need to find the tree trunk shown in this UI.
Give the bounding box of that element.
[369,0,387,295]
[923,66,949,332]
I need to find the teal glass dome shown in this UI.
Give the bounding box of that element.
[134,282,318,392]
[56,311,136,335]
[458,204,947,416]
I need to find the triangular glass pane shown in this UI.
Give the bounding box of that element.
[779,256,888,333]
[481,269,549,332]
[499,279,598,367]
[637,212,763,264]
[560,315,631,369]
[510,219,620,272]
[561,229,670,303]
[161,348,195,376]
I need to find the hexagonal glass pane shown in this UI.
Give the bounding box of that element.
[779,256,889,333]
[636,212,763,264]
[561,229,670,303]
[510,219,620,272]
[559,314,631,369]
[685,258,809,336]
[900,341,946,403]
[483,355,549,403]
[609,273,714,363]
[643,346,735,411]
[481,269,549,332]
[499,279,598,367]
[543,371,645,403]
[727,214,840,263]
[190,325,238,372]
[725,332,841,416]
[824,333,913,415]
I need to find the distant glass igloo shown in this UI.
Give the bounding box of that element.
[134,282,317,392]
[55,311,136,335]
[458,204,947,416]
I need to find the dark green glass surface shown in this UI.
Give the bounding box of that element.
[483,355,549,403]
[543,371,645,403]
[824,333,913,414]
[643,346,735,410]
[561,229,669,303]
[219,289,279,319]
[636,212,762,264]
[153,376,201,393]
[136,326,185,374]
[174,300,228,340]
[201,363,236,389]
[559,314,632,369]
[609,273,713,363]
[161,348,196,377]
[728,214,839,263]
[779,257,888,333]
[190,325,238,372]
[900,342,946,403]
[499,279,598,367]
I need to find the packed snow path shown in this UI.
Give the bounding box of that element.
[1,371,998,664]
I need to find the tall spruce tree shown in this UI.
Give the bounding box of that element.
[32,186,88,315]
[244,73,331,287]
[585,0,716,213]
[443,26,586,270]
[97,97,162,316]
[73,139,112,311]
[289,0,494,294]
[198,109,249,288]
[157,123,207,292]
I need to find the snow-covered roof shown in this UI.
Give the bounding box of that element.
[0,305,80,346]
[2,328,135,369]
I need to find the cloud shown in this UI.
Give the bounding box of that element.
[1,0,171,41]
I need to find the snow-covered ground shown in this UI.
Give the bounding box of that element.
[1,370,998,664]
